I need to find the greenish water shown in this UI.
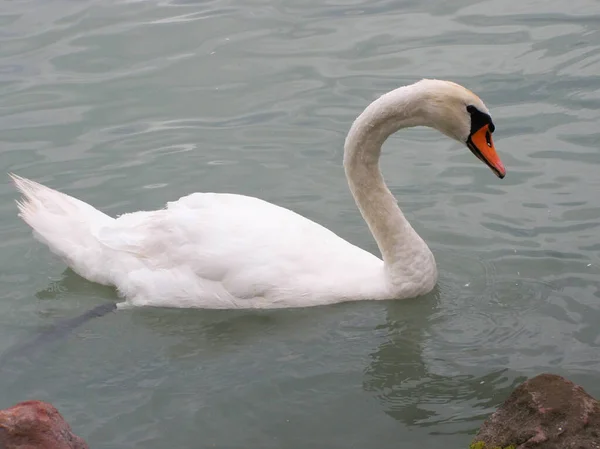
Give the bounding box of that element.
[1,0,600,447]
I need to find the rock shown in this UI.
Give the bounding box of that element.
[0,400,88,449]
[471,373,600,449]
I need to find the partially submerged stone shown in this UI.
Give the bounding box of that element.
[0,400,88,449]
[472,373,600,448]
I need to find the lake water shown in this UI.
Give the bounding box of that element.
[1,0,599,447]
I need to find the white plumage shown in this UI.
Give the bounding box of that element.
[11,79,503,309]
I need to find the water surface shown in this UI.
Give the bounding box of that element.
[0,0,599,447]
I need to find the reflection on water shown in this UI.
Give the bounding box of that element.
[362,248,600,438]
[363,297,526,434]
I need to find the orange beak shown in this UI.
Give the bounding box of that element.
[466,124,506,179]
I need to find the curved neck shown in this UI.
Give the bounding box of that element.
[343,85,435,286]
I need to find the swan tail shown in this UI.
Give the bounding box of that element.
[10,174,115,285]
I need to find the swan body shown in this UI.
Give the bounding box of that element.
[11,79,505,309]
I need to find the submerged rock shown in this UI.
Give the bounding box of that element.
[472,373,600,448]
[0,400,88,449]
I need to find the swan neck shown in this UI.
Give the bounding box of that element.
[343,87,435,287]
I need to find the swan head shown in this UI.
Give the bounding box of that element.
[416,79,506,179]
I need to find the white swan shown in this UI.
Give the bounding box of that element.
[11,79,505,310]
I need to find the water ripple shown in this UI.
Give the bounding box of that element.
[1,0,600,447]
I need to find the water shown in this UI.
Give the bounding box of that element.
[0,0,599,447]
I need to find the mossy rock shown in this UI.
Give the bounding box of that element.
[469,442,516,449]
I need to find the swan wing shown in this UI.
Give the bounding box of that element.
[94,192,382,308]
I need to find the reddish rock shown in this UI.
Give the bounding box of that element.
[0,400,88,449]
[473,373,600,449]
